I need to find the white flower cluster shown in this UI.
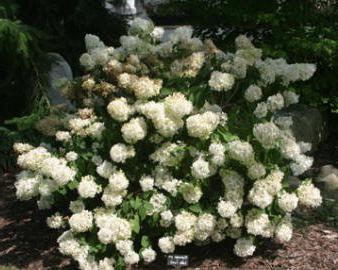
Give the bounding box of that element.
[208,142,226,166]
[180,182,202,204]
[110,143,135,163]
[208,71,235,91]
[148,193,167,215]
[218,170,244,218]
[102,170,129,207]
[227,140,255,166]
[255,58,316,86]
[136,92,193,137]
[275,216,293,244]
[15,171,41,201]
[96,211,132,245]
[13,142,34,154]
[248,169,284,209]
[14,17,321,268]
[128,17,154,37]
[150,142,185,167]
[171,52,205,78]
[253,122,281,149]
[15,146,76,205]
[80,34,113,70]
[297,181,322,208]
[244,85,262,102]
[78,175,102,198]
[186,111,220,139]
[245,209,273,238]
[191,155,216,179]
[234,238,256,257]
[139,175,155,192]
[69,210,93,233]
[68,109,105,139]
[121,117,147,144]
[131,76,163,100]
[277,191,299,212]
[47,212,65,229]
[107,97,134,122]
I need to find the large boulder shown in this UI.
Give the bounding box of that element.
[47,53,74,110]
[276,104,327,151]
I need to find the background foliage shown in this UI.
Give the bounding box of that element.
[0,0,127,173]
[162,0,338,112]
[0,0,48,123]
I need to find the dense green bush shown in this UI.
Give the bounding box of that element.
[166,0,338,112]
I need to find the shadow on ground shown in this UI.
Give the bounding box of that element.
[0,174,75,270]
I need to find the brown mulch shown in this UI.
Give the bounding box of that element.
[0,174,75,270]
[139,224,338,270]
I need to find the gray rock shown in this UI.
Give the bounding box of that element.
[47,53,73,110]
[315,165,338,199]
[276,104,327,151]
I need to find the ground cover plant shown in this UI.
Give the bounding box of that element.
[13,18,322,270]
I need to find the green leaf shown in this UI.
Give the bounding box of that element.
[131,214,140,233]
[139,201,152,221]
[67,180,79,190]
[141,235,151,248]
[115,256,126,270]
[57,186,67,195]
[5,113,40,131]
[121,201,131,214]
[160,87,174,97]
[130,196,142,210]
[189,203,203,214]
[217,130,238,143]
[152,213,160,224]
[89,242,106,253]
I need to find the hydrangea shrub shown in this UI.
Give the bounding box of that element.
[14,18,322,270]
